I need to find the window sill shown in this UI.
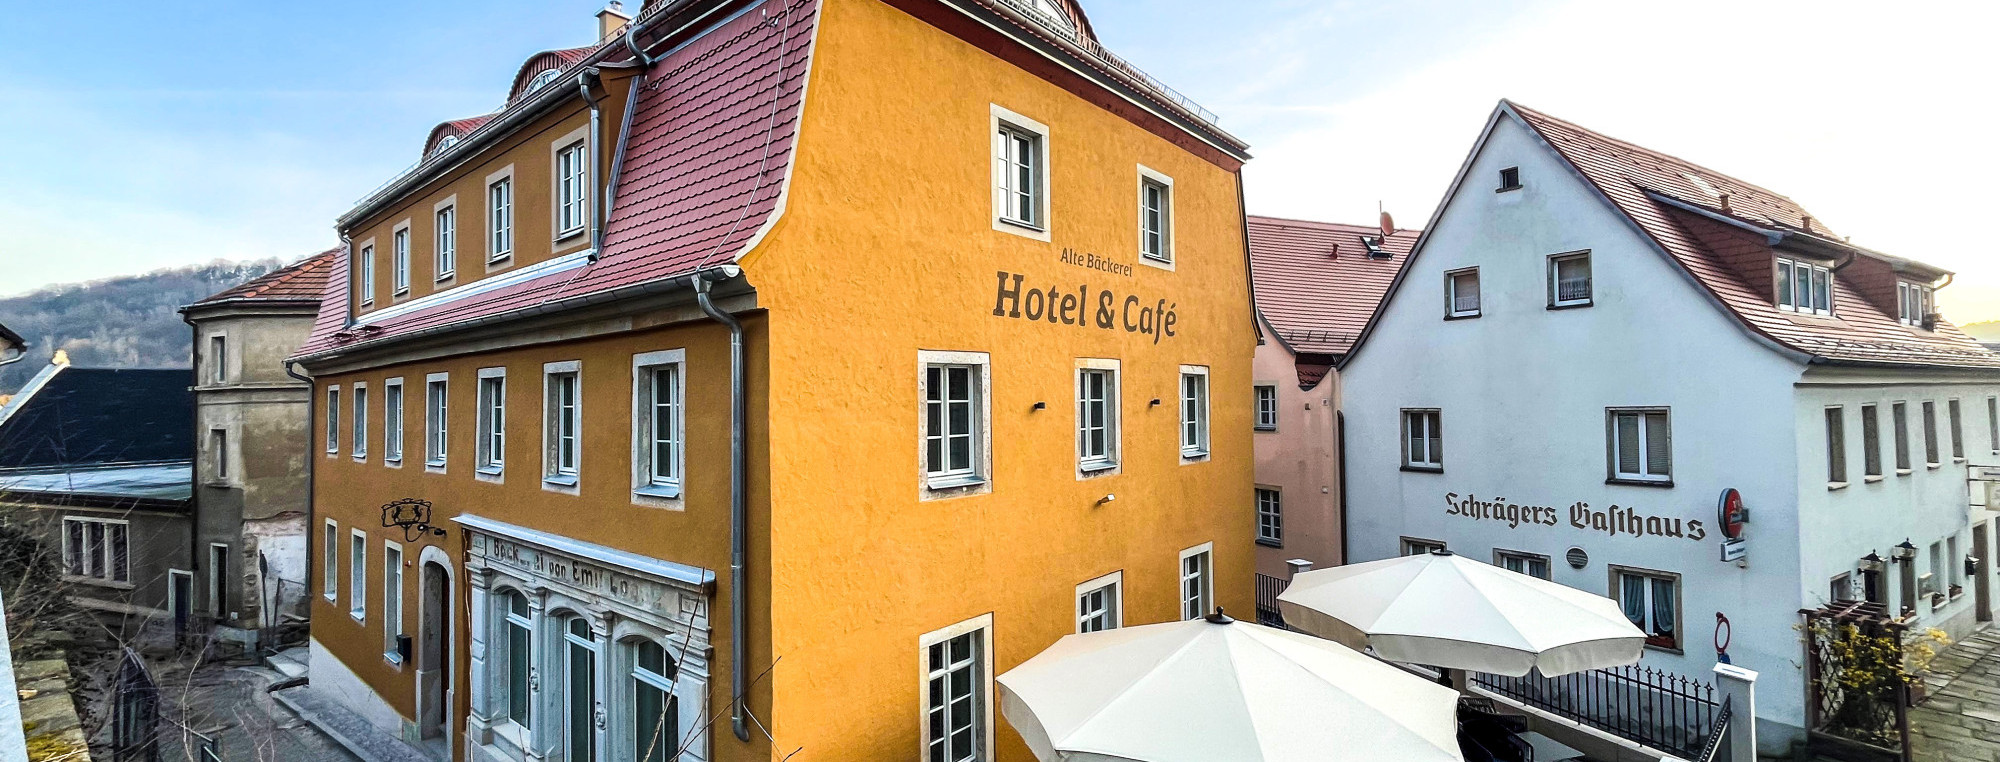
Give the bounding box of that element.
[996,217,1045,234]
[1642,642,1684,656]
[543,474,579,487]
[323,593,336,603]
[350,612,365,624]
[1255,538,1283,549]
[1443,312,1482,321]
[1400,465,1443,474]
[1547,301,1593,311]
[1864,475,1885,484]
[634,484,682,500]
[1079,461,1118,474]
[476,466,503,476]
[1828,481,1849,491]
[202,480,234,489]
[62,575,134,590]
[1254,425,1277,432]
[1180,449,1210,463]
[555,228,587,243]
[1897,468,1913,476]
[1954,457,1968,464]
[925,474,985,491]
[1606,477,1675,489]
[385,458,402,468]
[435,272,456,283]
[1495,185,1523,193]
[383,652,404,668]
[352,455,368,463]
[425,460,446,474]
[1928,463,1943,470]
[1138,253,1175,271]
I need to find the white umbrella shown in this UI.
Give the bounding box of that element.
[1277,551,1644,678]
[997,612,1464,762]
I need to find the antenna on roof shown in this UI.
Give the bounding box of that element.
[1379,209,1395,237]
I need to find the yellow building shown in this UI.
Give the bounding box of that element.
[292,1,1254,760]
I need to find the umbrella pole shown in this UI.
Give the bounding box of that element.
[1448,667,1471,695]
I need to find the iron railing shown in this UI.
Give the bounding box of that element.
[1473,663,1719,759]
[1254,573,1287,628]
[1694,695,1734,762]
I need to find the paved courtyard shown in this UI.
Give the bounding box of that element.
[1911,627,2000,761]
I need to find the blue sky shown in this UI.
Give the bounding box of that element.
[5,0,1997,320]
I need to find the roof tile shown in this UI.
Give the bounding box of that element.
[1250,216,1418,357]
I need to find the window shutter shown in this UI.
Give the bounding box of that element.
[1644,412,1670,476]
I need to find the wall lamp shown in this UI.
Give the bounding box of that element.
[1892,540,1919,562]
[1032,401,1046,411]
[1095,494,1116,507]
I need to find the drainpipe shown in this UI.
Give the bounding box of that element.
[1336,410,1349,565]
[577,70,607,259]
[693,266,750,742]
[285,358,316,653]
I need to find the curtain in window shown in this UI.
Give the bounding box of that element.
[1619,574,1646,628]
[1650,577,1675,641]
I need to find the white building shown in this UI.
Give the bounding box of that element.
[1339,100,2000,753]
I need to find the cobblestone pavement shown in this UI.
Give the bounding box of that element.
[1911,627,2000,761]
[149,656,358,762]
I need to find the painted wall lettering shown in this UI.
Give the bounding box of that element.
[1059,248,1134,277]
[992,271,1178,344]
[1444,492,1705,542]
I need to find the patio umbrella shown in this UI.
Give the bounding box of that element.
[1277,550,1644,678]
[997,612,1464,762]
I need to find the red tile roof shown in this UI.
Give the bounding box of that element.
[507,47,598,103]
[423,114,498,158]
[297,0,818,358]
[1250,215,1419,357]
[1508,101,2000,370]
[189,248,340,307]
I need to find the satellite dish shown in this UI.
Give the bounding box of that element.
[1379,210,1395,237]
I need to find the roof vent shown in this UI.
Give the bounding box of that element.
[1360,236,1389,259]
[1328,243,1340,260]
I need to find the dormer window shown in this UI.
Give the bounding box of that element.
[524,69,562,95]
[1898,282,1934,328]
[431,134,459,157]
[1777,257,1832,317]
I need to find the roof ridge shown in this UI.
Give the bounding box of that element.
[1504,100,1802,206]
[1247,215,1415,235]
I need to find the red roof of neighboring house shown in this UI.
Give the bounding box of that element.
[423,114,499,158]
[297,0,818,358]
[1508,102,1999,370]
[1250,215,1419,358]
[189,248,340,307]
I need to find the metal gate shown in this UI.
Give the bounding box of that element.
[1801,601,1912,762]
[111,648,159,762]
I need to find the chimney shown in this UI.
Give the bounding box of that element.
[51,349,70,366]
[598,1,633,41]
[1717,192,1731,215]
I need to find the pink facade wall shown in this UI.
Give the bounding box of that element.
[1252,337,1344,581]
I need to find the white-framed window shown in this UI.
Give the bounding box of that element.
[1402,408,1442,470]
[1949,535,1963,591]
[426,374,449,468]
[626,636,681,762]
[384,378,405,465]
[477,368,507,476]
[921,351,990,492]
[1254,385,1278,431]
[1777,257,1832,316]
[1180,366,1210,459]
[208,428,230,482]
[561,615,596,762]
[489,173,515,262]
[920,614,993,762]
[1255,487,1282,546]
[325,386,340,454]
[525,68,561,93]
[349,530,367,621]
[1614,566,1681,651]
[1076,360,1120,473]
[1898,281,1934,327]
[1549,251,1592,307]
[543,361,581,487]
[1893,401,1912,472]
[1923,400,1940,466]
[1949,398,1965,461]
[61,516,129,583]
[1826,406,1847,485]
[633,351,685,501]
[1445,267,1480,318]
[352,383,369,460]
[1402,537,1445,556]
[358,245,375,306]
[1137,167,1173,263]
[392,225,411,295]
[1862,404,1882,479]
[322,520,338,600]
[1179,543,1214,621]
[1076,572,1123,633]
[991,105,1049,237]
[1496,549,1550,579]
[498,588,533,731]
[435,204,457,280]
[208,334,228,384]
[383,542,404,661]
[556,140,589,238]
[1607,408,1671,483]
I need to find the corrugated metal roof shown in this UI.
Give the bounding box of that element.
[0,462,191,502]
[1250,215,1419,357]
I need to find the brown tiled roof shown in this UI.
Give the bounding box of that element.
[297,0,818,358]
[189,248,339,307]
[1508,101,2000,370]
[1250,215,1419,357]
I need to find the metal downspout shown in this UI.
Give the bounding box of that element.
[284,358,316,658]
[578,70,607,259]
[693,267,751,743]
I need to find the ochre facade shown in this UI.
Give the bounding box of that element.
[304,1,1252,760]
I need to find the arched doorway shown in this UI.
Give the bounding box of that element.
[416,549,455,759]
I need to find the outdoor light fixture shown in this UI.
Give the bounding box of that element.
[1892,540,1918,562]
[1149,398,1161,407]
[1859,552,1886,573]
[1095,494,1116,506]
[1032,401,1046,411]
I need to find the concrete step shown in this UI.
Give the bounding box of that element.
[264,645,310,680]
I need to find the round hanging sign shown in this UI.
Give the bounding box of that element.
[1718,488,1748,540]
[1565,547,1589,569]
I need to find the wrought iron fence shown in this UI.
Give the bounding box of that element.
[1472,662,1719,759]
[1254,573,1287,628]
